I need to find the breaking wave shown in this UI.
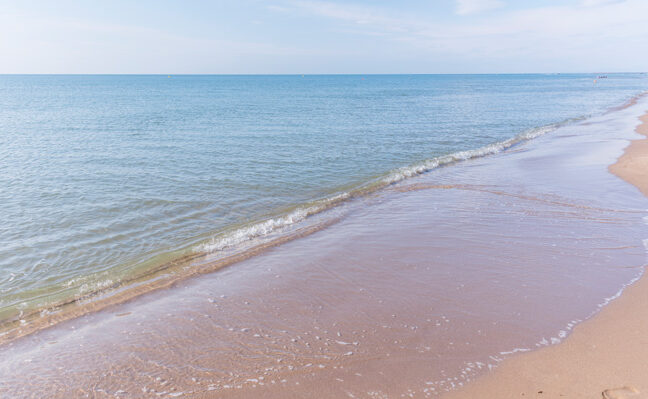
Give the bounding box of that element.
[194,118,577,255]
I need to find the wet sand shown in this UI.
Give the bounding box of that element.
[1,100,647,398]
[445,112,648,398]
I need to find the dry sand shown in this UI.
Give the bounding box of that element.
[611,113,648,197]
[444,113,648,399]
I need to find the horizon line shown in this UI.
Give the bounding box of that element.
[0,72,644,76]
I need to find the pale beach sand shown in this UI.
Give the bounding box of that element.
[611,113,648,197]
[444,112,648,399]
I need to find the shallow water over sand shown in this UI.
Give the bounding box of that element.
[1,100,647,398]
[2,74,647,328]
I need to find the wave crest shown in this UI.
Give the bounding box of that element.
[195,120,575,255]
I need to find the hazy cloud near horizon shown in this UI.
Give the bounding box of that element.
[454,0,504,15]
[0,0,646,73]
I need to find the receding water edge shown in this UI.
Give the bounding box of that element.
[0,90,646,347]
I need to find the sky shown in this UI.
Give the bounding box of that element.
[0,0,646,74]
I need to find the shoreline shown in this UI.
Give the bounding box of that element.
[0,114,576,346]
[444,110,648,398]
[1,94,647,398]
[5,74,618,346]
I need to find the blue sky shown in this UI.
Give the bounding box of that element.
[0,0,646,73]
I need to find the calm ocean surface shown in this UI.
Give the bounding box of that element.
[1,74,647,326]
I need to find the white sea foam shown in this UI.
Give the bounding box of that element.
[380,123,560,186]
[195,192,350,254]
[195,121,567,255]
[597,270,644,310]
[499,347,531,355]
[526,267,645,353]
[496,260,646,368]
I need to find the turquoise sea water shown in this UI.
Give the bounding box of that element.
[1,74,647,324]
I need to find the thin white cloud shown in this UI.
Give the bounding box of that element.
[580,0,626,6]
[277,0,648,71]
[0,10,322,73]
[2,0,647,73]
[455,0,504,15]
[289,1,395,25]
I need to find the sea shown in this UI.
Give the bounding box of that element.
[1,73,647,335]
